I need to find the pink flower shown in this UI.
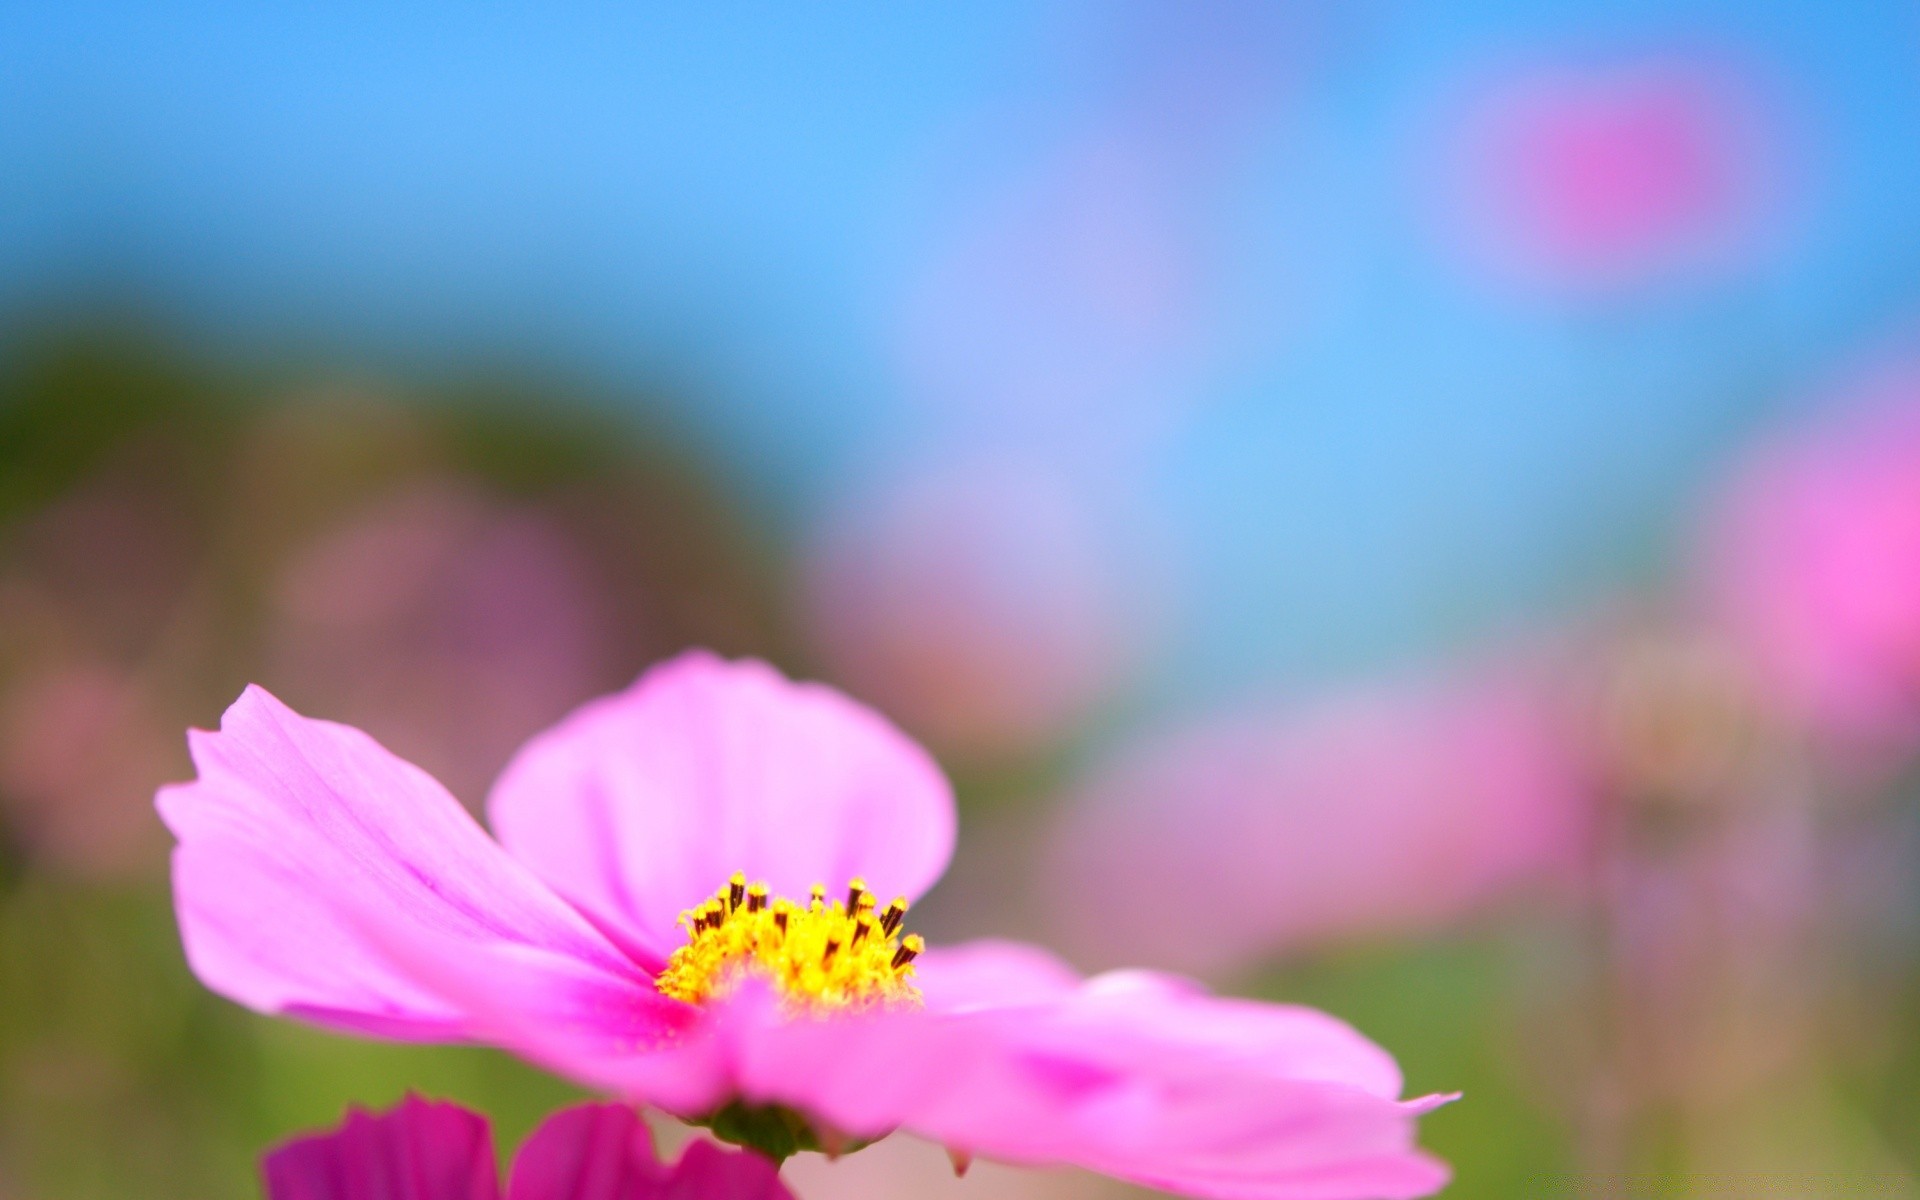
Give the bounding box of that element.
[803,457,1155,761]
[267,481,610,808]
[1046,666,1592,976]
[0,662,181,878]
[1441,55,1777,294]
[1698,361,1920,752]
[158,651,1452,1199]
[264,1094,789,1199]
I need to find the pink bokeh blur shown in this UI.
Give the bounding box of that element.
[0,462,202,878]
[897,132,1211,453]
[803,455,1160,762]
[0,662,180,879]
[1698,353,1920,758]
[1045,659,1593,977]
[266,481,611,808]
[1436,53,1782,295]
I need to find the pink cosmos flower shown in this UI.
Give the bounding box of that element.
[158,651,1452,1199]
[1441,56,1776,294]
[1045,665,1592,976]
[264,1094,789,1200]
[267,481,610,807]
[0,661,181,878]
[1698,361,1920,753]
[802,457,1155,761]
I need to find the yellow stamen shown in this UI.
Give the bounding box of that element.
[656,874,924,1015]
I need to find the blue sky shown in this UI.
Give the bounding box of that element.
[5,0,1919,702]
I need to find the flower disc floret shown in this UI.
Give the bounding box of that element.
[655,872,923,1015]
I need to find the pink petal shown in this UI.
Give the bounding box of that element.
[157,685,668,1043]
[488,652,956,967]
[1027,970,1410,1099]
[507,1104,663,1200]
[710,946,1450,1200]
[912,939,1084,1011]
[508,1104,793,1200]
[662,1140,795,1200]
[343,904,728,1117]
[263,1095,499,1200]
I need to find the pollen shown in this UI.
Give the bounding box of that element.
[655,871,923,1015]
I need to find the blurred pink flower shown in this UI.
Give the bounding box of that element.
[0,463,202,878]
[0,457,203,657]
[1442,56,1777,294]
[264,1095,789,1200]
[1046,666,1593,976]
[898,133,1205,447]
[0,662,181,878]
[160,651,1451,1199]
[1698,360,1920,753]
[803,458,1158,761]
[268,482,609,806]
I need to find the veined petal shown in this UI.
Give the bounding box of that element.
[509,1104,792,1200]
[158,685,659,1041]
[263,1095,499,1200]
[489,652,956,967]
[333,895,720,1116]
[710,942,1450,1200]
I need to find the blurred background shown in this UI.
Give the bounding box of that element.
[4,2,1920,1196]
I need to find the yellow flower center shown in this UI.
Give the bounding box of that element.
[655,872,924,1015]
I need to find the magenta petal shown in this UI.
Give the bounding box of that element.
[264,1095,499,1200]
[664,1140,795,1200]
[489,652,956,966]
[506,1104,661,1200]
[717,944,1450,1200]
[508,1104,792,1200]
[158,685,652,1039]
